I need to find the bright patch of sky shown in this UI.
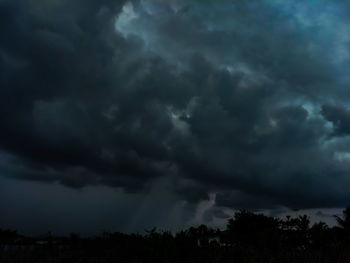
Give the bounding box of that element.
[114,2,139,38]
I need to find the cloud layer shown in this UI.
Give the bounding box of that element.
[1,0,350,218]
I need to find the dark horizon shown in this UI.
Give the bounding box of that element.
[1,208,350,263]
[1,0,350,235]
[0,205,346,238]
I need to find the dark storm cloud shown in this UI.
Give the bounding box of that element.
[0,0,350,213]
[321,104,350,136]
[203,207,231,223]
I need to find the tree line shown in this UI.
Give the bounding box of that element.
[1,207,350,262]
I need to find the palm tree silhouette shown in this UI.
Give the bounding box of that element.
[335,207,350,231]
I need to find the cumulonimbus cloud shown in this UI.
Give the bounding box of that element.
[0,0,350,211]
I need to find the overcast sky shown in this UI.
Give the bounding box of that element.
[0,0,349,235]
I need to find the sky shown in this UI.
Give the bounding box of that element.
[0,0,349,235]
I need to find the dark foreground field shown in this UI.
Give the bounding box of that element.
[1,208,350,263]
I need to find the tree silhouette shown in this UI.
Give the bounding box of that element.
[335,207,350,231]
[335,206,350,245]
[309,221,331,249]
[226,210,281,249]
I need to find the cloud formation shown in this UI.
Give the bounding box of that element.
[1,0,350,218]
